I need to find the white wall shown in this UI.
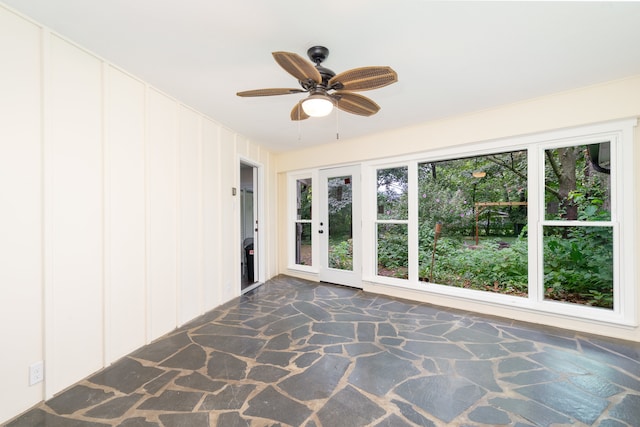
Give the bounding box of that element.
[276,75,640,343]
[0,6,43,421]
[47,32,105,396]
[0,5,276,424]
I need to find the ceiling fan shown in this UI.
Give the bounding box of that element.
[236,46,398,120]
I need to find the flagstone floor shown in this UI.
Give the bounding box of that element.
[6,275,640,427]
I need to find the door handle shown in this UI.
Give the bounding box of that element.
[318,230,324,234]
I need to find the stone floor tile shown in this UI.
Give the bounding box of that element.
[278,354,350,401]
[143,370,180,395]
[243,385,312,426]
[377,323,398,337]
[579,338,640,377]
[137,390,203,412]
[499,326,578,350]
[129,332,191,363]
[490,396,571,426]
[497,356,541,373]
[527,350,590,375]
[500,369,558,385]
[344,342,381,356]
[247,364,290,382]
[542,347,640,391]
[206,351,247,380]
[193,334,266,358]
[391,399,436,427]
[356,322,376,342]
[312,321,355,338]
[465,343,510,359]
[214,412,251,427]
[395,375,486,423]
[174,372,226,392]
[264,333,292,350]
[118,417,160,427]
[316,385,386,427]
[47,384,114,415]
[608,393,640,425]
[159,344,206,370]
[199,384,255,410]
[568,373,623,397]
[263,313,312,336]
[6,408,111,427]
[89,358,165,394]
[192,323,260,337]
[468,406,511,425]
[455,360,503,392]
[158,412,209,427]
[85,393,144,419]
[293,352,321,368]
[291,301,332,321]
[403,340,474,359]
[444,326,503,343]
[415,323,454,336]
[502,341,537,353]
[348,351,419,396]
[308,333,352,345]
[598,419,629,427]
[373,414,414,427]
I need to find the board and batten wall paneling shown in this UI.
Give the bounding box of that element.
[0,7,44,421]
[47,35,104,395]
[105,66,146,363]
[146,88,178,341]
[178,106,203,325]
[220,128,237,301]
[202,119,222,310]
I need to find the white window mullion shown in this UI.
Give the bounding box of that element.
[408,160,418,282]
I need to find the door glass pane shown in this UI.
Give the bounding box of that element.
[297,178,312,220]
[545,143,611,221]
[377,223,408,278]
[417,151,528,297]
[295,223,312,266]
[377,167,408,220]
[543,226,613,309]
[328,175,353,271]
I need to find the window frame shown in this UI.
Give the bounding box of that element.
[287,170,317,272]
[374,165,410,280]
[361,119,636,326]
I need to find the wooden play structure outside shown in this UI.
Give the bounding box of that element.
[474,201,528,245]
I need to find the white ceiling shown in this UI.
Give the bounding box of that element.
[4,1,640,152]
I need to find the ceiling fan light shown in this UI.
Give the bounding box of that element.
[302,94,334,117]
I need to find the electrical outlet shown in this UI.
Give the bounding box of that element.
[29,361,44,385]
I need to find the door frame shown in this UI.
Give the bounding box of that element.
[318,165,362,288]
[239,157,264,294]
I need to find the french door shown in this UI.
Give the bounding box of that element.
[318,165,362,287]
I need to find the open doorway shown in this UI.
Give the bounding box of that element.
[240,162,259,292]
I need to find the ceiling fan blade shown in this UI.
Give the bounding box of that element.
[332,91,380,116]
[273,51,322,84]
[290,102,310,121]
[236,88,305,97]
[329,66,398,92]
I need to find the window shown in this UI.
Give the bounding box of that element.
[361,119,635,325]
[294,177,312,267]
[417,151,528,296]
[376,167,408,279]
[542,142,614,309]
